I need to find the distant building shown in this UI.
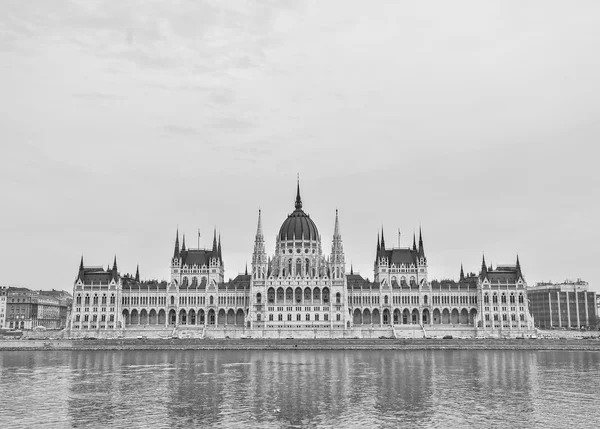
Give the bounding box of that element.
[527,280,597,329]
[6,287,72,330]
[0,286,7,328]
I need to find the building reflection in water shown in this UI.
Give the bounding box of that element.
[1,349,599,427]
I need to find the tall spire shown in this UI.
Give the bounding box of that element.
[217,233,222,263]
[181,234,186,252]
[77,255,84,281]
[295,174,302,210]
[418,226,424,257]
[256,209,263,238]
[252,210,267,270]
[412,232,417,251]
[380,227,385,250]
[173,228,180,258]
[212,228,217,256]
[135,264,140,282]
[112,255,118,281]
[331,209,345,269]
[460,263,465,281]
[350,263,354,275]
[245,263,248,276]
[333,209,341,237]
[516,254,521,277]
[376,232,381,255]
[480,253,488,277]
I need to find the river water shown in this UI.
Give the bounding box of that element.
[0,350,598,428]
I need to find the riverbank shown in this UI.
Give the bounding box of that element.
[2,338,600,351]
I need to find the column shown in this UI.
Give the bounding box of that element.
[575,290,581,329]
[584,292,589,327]
[548,292,552,328]
[557,291,562,328]
[566,291,571,328]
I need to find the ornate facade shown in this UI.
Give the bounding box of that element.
[70,183,534,334]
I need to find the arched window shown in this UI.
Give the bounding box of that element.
[210,296,214,305]
[296,259,302,276]
[110,294,115,305]
[277,288,284,301]
[510,294,515,304]
[501,294,507,304]
[492,294,498,304]
[288,259,293,276]
[518,294,524,304]
[101,295,107,305]
[170,296,175,305]
[484,293,489,304]
[191,277,198,287]
[336,293,341,304]
[93,294,98,305]
[76,295,81,305]
[268,288,275,303]
[424,295,428,305]
[384,295,389,305]
[256,293,262,304]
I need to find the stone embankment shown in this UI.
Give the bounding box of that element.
[1,337,600,351]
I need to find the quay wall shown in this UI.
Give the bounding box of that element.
[2,338,600,351]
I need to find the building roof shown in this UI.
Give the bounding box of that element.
[180,249,216,267]
[383,248,419,265]
[278,183,319,242]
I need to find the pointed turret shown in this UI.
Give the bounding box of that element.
[256,208,264,239]
[295,175,302,210]
[211,228,218,257]
[412,232,417,251]
[418,226,425,257]
[217,234,222,264]
[376,232,381,263]
[333,209,341,238]
[181,234,186,252]
[245,263,248,276]
[480,254,488,278]
[350,264,354,275]
[173,228,180,258]
[252,209,267,277]
[331,209,345,277]
[112,255,118,281]
[380,227,385,251]
[516,254,522,278]
[460,263,465,281]
[77,255,85,282]
[134,264,140,282]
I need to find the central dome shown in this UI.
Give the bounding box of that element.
[278,182,319,241]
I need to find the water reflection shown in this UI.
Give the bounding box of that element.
[1,350,598,428]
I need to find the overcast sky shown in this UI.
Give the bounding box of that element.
[1,1,599,292]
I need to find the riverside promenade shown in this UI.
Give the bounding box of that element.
[2,337,600,351]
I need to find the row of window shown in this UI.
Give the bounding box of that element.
[76,294,116,305]
[122,296,166,306]
[484,314,526,322]
[74,314,115,322]
[432,295,477,305]
[483,293,524,305]
[258,313,341,322]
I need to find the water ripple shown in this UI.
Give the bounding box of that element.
[1,350,599,428]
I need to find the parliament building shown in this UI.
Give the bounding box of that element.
[70,183,534,336]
